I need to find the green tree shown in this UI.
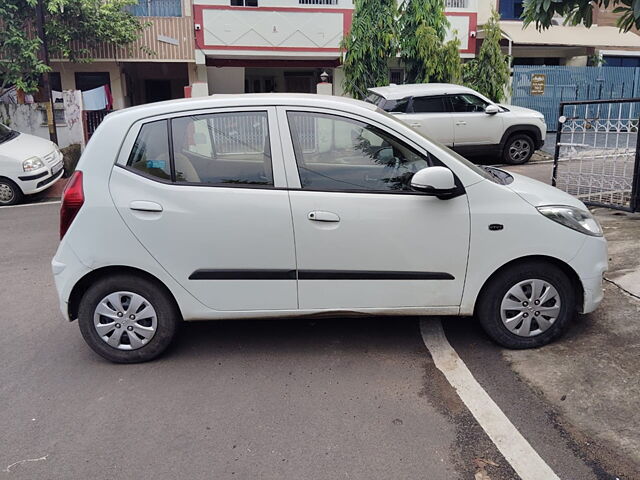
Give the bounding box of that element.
[0,0,147,94]
[463,10,509,102]
[398,0,461,84]
[341,0,397,99]
[523,0,640,32]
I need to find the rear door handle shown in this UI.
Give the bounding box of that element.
[455,121,467,126]
[129,200,163,212]
[308,211,340,223]
[409,123,421,128]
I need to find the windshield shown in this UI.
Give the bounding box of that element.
[0,124,18,144]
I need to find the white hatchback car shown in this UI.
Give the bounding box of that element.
[52,94,606,363]
[365,84,547,164]
[0,123,64,205]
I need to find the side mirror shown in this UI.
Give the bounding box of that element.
[410,166,457,198]
[485,104,500,115]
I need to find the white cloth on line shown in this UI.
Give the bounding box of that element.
[82,86,108,111]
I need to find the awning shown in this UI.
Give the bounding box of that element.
[492,21,640,49]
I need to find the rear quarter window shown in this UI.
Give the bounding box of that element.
[127,120,171,180]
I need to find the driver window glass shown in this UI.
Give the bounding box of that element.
[450,94,489,113]
[287,111,431,192]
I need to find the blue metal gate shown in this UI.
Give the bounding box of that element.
[511,65,640,130]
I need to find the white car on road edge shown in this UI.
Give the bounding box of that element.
[52,94,606,363]
[365,84,547,164]
[0,123,64,205]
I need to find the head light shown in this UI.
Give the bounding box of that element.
[537,205,603,237]
[23,157,45,172]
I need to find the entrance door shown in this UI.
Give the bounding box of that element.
[285,75,313,93]
[109,108,297,311]
[280,108,470,310]
[145,80,172,103]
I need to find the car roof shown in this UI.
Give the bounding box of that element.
[109,93,377,122]
[368,83,478,100]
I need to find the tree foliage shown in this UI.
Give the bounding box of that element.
[340,0,397,99]
[523,0,640,32]
[398,0,461,84]
[462,10,509,102]
[0,0,147,94]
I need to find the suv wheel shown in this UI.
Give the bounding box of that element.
[0,178,23,206]
[476,261,576,349]
[78,275,179,363]
[503,134,534,165]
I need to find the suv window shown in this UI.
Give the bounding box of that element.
[450,94,489,113]
[412,96,448,113]
[127,120,172,180]
[170,111,273,186]
[287,111,431,192]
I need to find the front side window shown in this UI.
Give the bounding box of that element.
[127,120,172,180]
[171,111,273,186]
[412,96,448,113]
[450,94,489,113]
[287,111,431,192]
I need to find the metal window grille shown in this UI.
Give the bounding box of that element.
[552,98,640,212]
[125,0,181,17]
[445,0,468,8]
[299,0,338,4]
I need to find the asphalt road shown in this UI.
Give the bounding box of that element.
[0,202,619,479]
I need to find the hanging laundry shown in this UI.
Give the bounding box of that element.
[51,90,64,103]
[82,85,109,111]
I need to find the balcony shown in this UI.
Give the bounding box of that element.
[126,0,182,17]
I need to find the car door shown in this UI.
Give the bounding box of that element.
[278,107,470,310]
[109,107,298,311]
[399,95,454,146]
[448,94,504,146]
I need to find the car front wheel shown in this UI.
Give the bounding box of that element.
[0,178,23,206]
[503,134,535,165]
[77,275,179,363]
[476,262,576,349]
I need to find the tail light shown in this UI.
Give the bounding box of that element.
[60,171,84,239]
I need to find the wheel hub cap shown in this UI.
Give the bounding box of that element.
[500,279,561,337]
[93,291,157,350]
[0,184,14,203]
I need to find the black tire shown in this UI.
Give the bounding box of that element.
[0,178,24,206]
[476,261,576,349]
[502,133,535,165]
[78,274,180,363]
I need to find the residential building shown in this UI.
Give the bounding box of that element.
[195,0,479,95]
[483,0,640,66]
[48,0,196,109]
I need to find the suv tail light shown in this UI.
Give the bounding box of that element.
[60,171,84,239]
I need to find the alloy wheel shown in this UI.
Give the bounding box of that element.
[508,139,531,163]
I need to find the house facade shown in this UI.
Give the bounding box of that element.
[194,0,480,95]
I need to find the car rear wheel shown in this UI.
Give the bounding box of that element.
[476,261,576,349]
[0,178,23,206]
[503,134,534,165]
[78,275,179,363]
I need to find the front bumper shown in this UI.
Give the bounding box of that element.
[18,161,64,195]
[569,235,608,314]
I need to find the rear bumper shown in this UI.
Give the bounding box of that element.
[52,241,91,321]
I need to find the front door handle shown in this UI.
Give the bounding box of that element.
[455,121,467,126]
[409,123,422,128]
[129,200,163,212]
[308,211,340,223]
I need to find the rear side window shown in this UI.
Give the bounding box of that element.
[127,120,171,180]
[170,111,273,186]
[380,97,410,113]
[411,96,448,113]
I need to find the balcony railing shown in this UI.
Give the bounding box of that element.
[126,0,181,17]
[299,0,339,5]
[445,0,468,8]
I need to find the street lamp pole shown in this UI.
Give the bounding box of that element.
[35,0,59,144]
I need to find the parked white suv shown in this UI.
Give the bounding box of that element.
[52,94,605,363]
[365,84,547,164]
[0,123,64,205]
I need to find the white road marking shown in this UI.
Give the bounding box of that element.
[0,200,61,209]
[420,319,560,480]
